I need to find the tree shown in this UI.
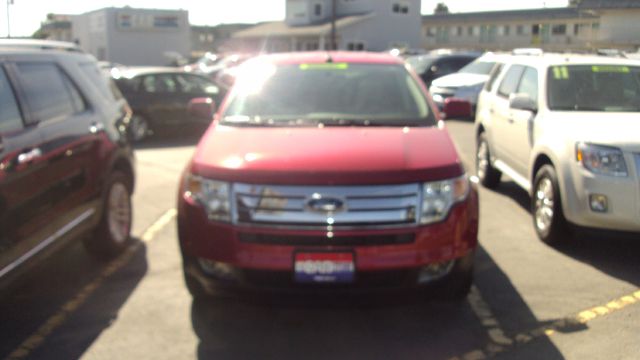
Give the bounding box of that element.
[434,2,450,15]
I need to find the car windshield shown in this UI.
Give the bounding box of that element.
[547,64,640,112]
[222,62,435,127]
[459,61,496,75]
[405,55,436,74]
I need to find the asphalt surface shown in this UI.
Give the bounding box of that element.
[1,121,639,360]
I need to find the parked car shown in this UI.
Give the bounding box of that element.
[429,53,509,118]
[475,53,640,244]
[178,52,479,300]
[406,52,480,88]
[0,43,135,286]
[113,67,222,141]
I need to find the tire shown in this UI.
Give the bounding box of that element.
[84,171,133,259]
[184,269,208,300]
[531,165,569,245]
[437,252,474,302]
[476,132,502,188]
[130,114,151,142]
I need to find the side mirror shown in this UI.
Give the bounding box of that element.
[509,94,538,113]
[187,97,216,121]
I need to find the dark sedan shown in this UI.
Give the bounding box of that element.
[406,52,480,88]
[113,67,221,141]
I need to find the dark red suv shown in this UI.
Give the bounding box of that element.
[0,42,135,285]
[178,52,478,299]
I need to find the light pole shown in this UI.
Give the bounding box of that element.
[330,0,336,50]
[6,0,12,38]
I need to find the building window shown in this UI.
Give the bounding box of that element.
[552,24,566,35]
[503,25,510,36]
[207,34,214,42]
[426,27,435,37]
[392,3,409,14]
[314,3,322,17]
[306,42,319,51]
[467,26,474,36]
[532,24,540,35]
[592,22,600,30]
[516,25,524,35]
[347,42,365,51]
[574,23,580,35]
[199,34,206,42]
[457,26,463,36]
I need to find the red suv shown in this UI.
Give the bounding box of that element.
[178,52,478,299]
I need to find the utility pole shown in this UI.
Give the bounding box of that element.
[6,0,12,38]
[330,0,336,50]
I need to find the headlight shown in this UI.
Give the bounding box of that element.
[576,143,628,177]
[420,174,470,224]
[185,175,231,221]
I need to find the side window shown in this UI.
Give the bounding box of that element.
[485,63,504,92]
[16,63,86,123]
[0,68,23,133]
[142,74,177,93]
[175,74,219,95]
[517,67,539,102]
[433,58,459,76]
[497,64,525,98]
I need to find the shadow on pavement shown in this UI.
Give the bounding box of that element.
[0,239,148,360]
[190,245,567,360]
[488,180,640,288]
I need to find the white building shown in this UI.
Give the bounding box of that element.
[229,0,422,53]
[72,8,191,66]
[422,0,640,51]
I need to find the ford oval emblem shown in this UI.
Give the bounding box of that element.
[306,194,346,213]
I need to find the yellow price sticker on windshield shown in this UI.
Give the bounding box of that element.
[592,65,630,73]
[300,63,349,70]
[552,66,569,80]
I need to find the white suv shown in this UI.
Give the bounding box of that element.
[475,53,640,244]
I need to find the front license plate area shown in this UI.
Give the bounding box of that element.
[294,252,355,284]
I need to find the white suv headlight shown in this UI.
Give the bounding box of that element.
[420,174,470,224]
[185,175,231,221]
[576,143,628,177]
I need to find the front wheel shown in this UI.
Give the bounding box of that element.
[476,133,502,188]
[84,171,133,259]
[532,165,569,245]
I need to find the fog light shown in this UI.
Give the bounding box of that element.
[198,258,240,281]
[589,194,608,213]
[417,260,454,284]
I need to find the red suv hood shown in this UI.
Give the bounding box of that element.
[191,123,463,185]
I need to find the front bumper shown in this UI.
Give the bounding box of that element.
[562,158,640,233]
[178,190,479,292]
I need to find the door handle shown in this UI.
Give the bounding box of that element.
[17,148,42,165]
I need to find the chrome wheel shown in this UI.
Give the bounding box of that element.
[477,140,489,180]
[131,115,149,142]
[534,177,554,235]
[107,182,131,244]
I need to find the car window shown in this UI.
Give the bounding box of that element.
[434,58,462,76]
[0,67,23,133]
[223,63,435,127]
[142,74,178,93]
[517,66,538,102]
[175,74,219,95]
[497,64,525,98]
[79,62,118,101]
[547,65,640,112]
[16,62,87,122]
[484,63,504,92]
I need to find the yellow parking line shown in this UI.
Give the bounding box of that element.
[450,288,640,359]
[4,209,177,360]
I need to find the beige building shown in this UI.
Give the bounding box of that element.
[422,0,640,52]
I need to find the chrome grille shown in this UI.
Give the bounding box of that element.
[233,183,420,228]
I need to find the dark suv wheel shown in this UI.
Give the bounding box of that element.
[84,171,133,259]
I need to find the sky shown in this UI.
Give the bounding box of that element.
[1,0,570,38]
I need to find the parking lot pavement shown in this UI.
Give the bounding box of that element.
[1,126,639,360]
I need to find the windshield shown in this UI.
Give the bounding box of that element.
[547,65,640,112]
[222,62,435,127]
[405,55,436,74]
[459,61,496,75]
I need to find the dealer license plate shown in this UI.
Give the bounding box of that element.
[294,252,355,284]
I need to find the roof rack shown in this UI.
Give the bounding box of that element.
[0,39,82,53]
[511,48,544,56]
